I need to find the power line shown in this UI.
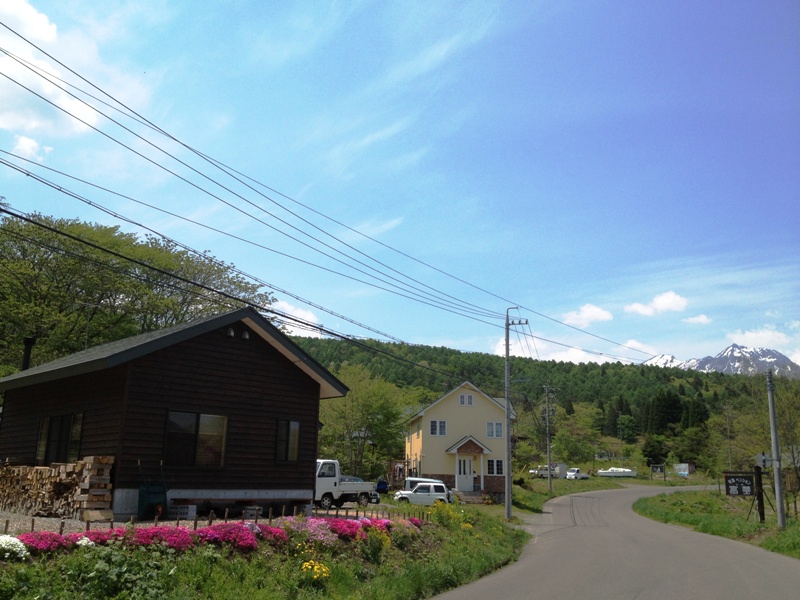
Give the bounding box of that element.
[0,43,502,322]
[0,21,659,362]
[0,205,462,382]
[0,154,508,337]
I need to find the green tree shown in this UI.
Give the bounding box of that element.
[318,364,411,480]
[642,435,669,466]
[0,212,273,373]
[616,414,638,444]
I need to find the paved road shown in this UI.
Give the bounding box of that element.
[434,485,800,599]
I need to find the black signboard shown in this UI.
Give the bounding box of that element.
[724,473,755,497]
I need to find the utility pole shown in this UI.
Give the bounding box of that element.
[505,307,527,521]
[543,382,556,494]
[766,370,786,529]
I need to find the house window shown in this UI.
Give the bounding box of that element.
[487,459,504,475]
[165,411,227,467]
[35,412,83,466]
[459,394,473,406]
[487,422,503,438]
[430,420,446,436]
[276,419,300,462]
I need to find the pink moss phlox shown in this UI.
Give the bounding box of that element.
[18,530,68,553]
[255,524,289,546]
[195,522,258,552]
[276,516,338,548]
[64,528,126,547]
[408,517,423,528]
[326,518,366,541]
[128,526,195,551]
[360,518,391,531]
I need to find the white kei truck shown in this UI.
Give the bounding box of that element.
[314,459,375,509]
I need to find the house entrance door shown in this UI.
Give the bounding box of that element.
[457,458,473,491]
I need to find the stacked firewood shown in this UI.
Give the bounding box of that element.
[0,456,114,519]
[73,456,114,520]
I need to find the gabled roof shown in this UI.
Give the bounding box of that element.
[0,307,348,399]
[405,381,515,422]
[445,435,493,455]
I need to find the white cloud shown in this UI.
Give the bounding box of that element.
[0,0,57,42]
[682,314,711,325]
[491,335,621,365]
[273,300,323,338]
[625,291,688,316]
[619,339,659,357]
[12,135,51,160]
[0,1,152,139]
[727,328,790,349]
[563,303,612,328]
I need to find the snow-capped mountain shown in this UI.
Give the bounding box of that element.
[644,344,800,379]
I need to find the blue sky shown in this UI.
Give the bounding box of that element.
[1,1,798,365]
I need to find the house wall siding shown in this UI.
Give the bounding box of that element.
[118,324,320,493]
[0,367,126,465]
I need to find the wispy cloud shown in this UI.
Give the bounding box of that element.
[625,291,688,316]
[683,314,711,324]
[243,3,357,70]
[324,117,414,178]
[349,217,404,240]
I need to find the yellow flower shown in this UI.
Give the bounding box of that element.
[301,560,330,580]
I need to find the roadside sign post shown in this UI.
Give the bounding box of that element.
[650,464,666,481]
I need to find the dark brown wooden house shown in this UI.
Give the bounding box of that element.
[0,307,347,518]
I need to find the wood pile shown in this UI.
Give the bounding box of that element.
[0,456,114,519]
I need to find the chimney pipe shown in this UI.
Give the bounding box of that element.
[22,337,36,371]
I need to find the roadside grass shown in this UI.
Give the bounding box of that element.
[0,503,529,600]
[633,490,800,559]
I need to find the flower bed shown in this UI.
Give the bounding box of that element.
[6,515,424,561]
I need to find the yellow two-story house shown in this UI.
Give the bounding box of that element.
[404,382,514,499]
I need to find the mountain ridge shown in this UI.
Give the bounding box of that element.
[644,344,800,379]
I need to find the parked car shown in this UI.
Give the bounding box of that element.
[529,464,566,479]
[566,468,589,480]
[368,491,381,504]
[401,477,454,502]
[393,482,451,505]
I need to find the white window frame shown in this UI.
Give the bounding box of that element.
[487,459,504,475]
[430,420,447,436]
[487,421,503,438]
[459,393,474,406]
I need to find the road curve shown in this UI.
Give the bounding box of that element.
[434,485,800,599]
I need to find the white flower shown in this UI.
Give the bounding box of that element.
[0,534,30,561]
[75,536,95,547]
